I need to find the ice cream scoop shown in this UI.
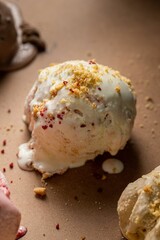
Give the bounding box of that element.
[0,172,21,240]
[117,166,160,240]
[18,60,136,179]
[0,0,45,71]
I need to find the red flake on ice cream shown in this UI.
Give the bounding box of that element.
[63,81,68,85]
[57,114,63,120]
[88,59,96,64]
[42,125,48,130]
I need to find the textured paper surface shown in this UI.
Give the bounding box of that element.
[0,0,160,239]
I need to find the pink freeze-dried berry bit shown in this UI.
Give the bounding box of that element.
[42,125,48,130]
[56,224,60,230]
[16,226,28,239]
[1,149,5,154]
[2,140,6,146]
[9,162,14,169]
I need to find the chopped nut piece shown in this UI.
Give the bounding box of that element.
[143,185,152,194]
[115,86,121,93]
[34,187,46,197]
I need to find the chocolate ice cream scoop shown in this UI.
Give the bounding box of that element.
[0,1,18,66]
[0,1,46,72]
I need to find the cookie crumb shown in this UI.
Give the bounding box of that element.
[34,187,46,197]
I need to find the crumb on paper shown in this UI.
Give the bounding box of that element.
[9,162,14,169]
[1,149,5,154]
[145,96,154,102]
[2,140,6,146]
[56,223,60,230]
[34,187,46,197]
[154,120,158,125]
[101,174,106,180]
[86,51,92,57]
[151,128,155,134]
[145,96,154,110]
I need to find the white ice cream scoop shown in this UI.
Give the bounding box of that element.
[18,60,136,179]
[117,166,160,240]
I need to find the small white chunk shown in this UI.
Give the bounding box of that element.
[102,158,124,174]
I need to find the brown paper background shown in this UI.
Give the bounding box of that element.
[0,0,160,239]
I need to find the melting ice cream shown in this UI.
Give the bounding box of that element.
[18,60,136,178]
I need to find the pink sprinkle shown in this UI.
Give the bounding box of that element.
[2,140,6,146]
[56,224,60,230]
[16,226,27,239]
[9,162,14,169]
[57,114,63,120]
[42,125,48,130]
